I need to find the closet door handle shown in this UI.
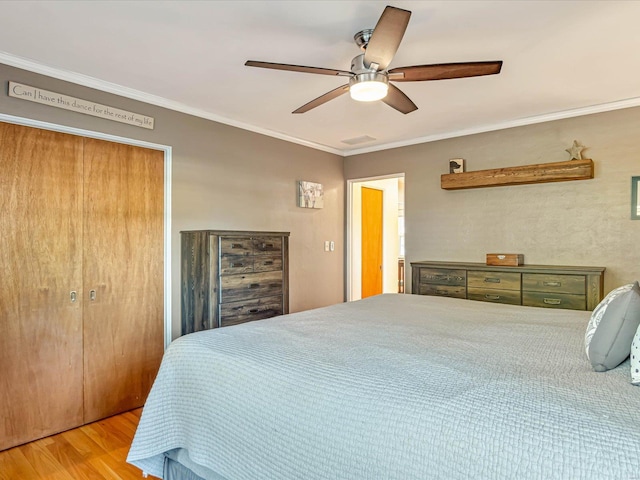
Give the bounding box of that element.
[89,289,96,301]
[70,291,77,303]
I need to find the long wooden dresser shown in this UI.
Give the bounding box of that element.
[181,230,289,334]
[411,261,605,311]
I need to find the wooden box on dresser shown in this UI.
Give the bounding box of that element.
[182,230,290,334]
[411,261,605,311]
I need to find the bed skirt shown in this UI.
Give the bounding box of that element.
[164,456,206,480]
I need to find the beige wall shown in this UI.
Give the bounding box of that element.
[345,107,640,295]
[0,64,345,340]
[4,60,639,329]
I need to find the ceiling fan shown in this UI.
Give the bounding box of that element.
[245,5,502,114]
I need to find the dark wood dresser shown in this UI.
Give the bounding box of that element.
[411,261,605,311]
[181,230,289,334]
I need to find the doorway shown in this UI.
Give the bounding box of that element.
[347,174,405,301]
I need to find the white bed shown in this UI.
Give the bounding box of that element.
[128,294,640,479]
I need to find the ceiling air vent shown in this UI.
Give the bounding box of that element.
[341,135,376,145]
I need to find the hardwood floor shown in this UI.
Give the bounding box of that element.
[0,409,159,480]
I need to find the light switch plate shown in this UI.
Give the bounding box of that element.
[330,241,335,251]
[324,241,330,252]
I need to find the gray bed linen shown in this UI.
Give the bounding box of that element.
[128,294,640,479]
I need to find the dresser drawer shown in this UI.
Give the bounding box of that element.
[220,255,253,275]
[220,237,253,256]
[219,295,283,327]
[419,284,466,299]
[522,292,586,310]
[253,254,282,272]
[468,287,521,305]
[252,237,282,255]
[221,254,282,274]
[468,271,520,291]
[410,261,603,312]
[220,270,283,303]
[522,274,585,295]
[419,268,466,286]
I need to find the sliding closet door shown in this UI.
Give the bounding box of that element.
[82,139,164,423]
[0,123,84,450]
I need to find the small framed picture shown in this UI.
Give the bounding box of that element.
[449,158,465,174]
[297,181,324,209]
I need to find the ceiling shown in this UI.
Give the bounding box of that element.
[1,1,640,156]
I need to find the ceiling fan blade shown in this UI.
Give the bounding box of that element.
[382,84,417,114]
[292,84,350,114]
[363,6,411,71]
[245,60,352,77]
[389,61,503,81]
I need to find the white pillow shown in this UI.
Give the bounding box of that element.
[632,324,640,385]
[585,281,640,372]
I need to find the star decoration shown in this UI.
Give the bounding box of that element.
[565,140,586,160]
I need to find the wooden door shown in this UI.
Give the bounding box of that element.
[82,139,164,423]
[0,123,84,450]
[361,187,383,298]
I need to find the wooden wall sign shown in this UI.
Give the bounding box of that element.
[440,159,594,190]
[8,81,155,129]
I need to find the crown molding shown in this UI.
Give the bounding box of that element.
[0,52,344,156]
[3,52,640,158]
[342,96,640,156]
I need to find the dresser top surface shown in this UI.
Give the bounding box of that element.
[181,230,290,237]
[411,260,605,274]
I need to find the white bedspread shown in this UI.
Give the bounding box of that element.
[128,294,640,479]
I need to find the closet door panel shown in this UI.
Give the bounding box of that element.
[0,123,84,450]
[82,139,164,423]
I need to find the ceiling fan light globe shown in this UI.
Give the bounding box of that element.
[349,73,389,102]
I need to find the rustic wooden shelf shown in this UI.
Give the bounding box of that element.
[441,159,594,190]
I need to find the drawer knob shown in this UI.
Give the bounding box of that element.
[543,281,561,287]
[248,308,260,314]
[263,260,274,266]
[485,294,501,300]
[231,243,243,249]
[231,262,244,268]
[484,277,501,283]
[544,298,562,305]
[248,283,260,289]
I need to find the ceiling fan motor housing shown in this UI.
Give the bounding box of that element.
[349,54,389,101]
[351,53,384,74]
[348,71,388,88]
